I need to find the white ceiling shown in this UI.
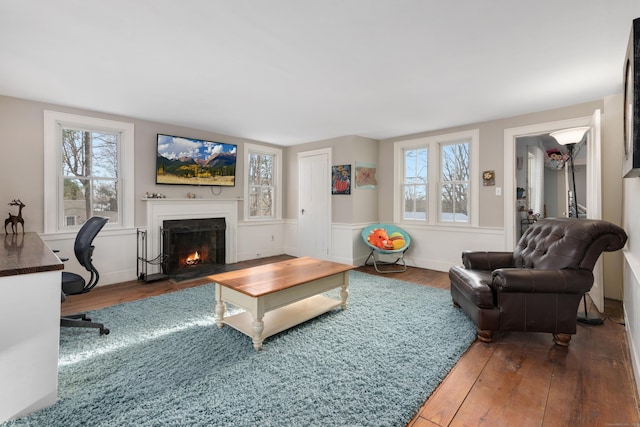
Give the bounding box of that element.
[2,1,640,146]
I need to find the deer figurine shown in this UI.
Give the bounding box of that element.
[5,199,25,234]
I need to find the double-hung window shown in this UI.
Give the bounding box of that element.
[62,128,118,222]
[395,129,478,225]
[244,143,282,220]
[44,111,134,233]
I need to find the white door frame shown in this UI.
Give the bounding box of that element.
[586,110,604,311]
[503,111,604,311]
[503,116,592,250]
[297,148,332,259]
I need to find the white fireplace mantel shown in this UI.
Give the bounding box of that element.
[142,198,239,275]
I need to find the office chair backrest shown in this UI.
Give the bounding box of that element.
[74,216,109,271]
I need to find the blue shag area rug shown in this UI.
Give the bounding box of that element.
[4,271,475,427]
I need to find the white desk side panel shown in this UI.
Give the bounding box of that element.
[0,270,61,422]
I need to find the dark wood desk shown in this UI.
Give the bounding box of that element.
[0,232,63,276]
[0,232,63,423]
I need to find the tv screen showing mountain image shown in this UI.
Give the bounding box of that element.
[156,134,237,187]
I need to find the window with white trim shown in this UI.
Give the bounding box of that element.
[395,129,478,225]
[244,143,282,220]
[44,111,135,233]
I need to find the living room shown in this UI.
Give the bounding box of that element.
[3,1,640,425]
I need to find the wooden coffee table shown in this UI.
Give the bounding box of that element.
[210,257,354,350]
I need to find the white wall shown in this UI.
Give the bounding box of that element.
[42,229,137,286]
[0,94,628,301]
[378,101,605,227]
[0,94,282,285]
[623,169,640,396]
[237,220,287,261]
[603,94,626,300]
[283,220,504,272]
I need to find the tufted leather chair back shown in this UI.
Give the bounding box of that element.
[513,218,627,271]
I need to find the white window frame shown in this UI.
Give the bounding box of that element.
[401,145,429,221]
[243,142,282,221]
[394,129,479,226]
[43,110,135,233]
[438,139,471,224]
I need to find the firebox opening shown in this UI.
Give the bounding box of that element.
[162,217,226,278]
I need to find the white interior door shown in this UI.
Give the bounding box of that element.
[586,109,604,311]
[297,148,331,260]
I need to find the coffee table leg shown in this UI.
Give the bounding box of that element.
[252,317,264,350]
[215,300,226,329]
[340,283,349,309]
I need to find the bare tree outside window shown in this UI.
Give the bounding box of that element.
[62,128,118,225]
[440,142,470,222]
[403,148,428,220]
[248,152,274,218]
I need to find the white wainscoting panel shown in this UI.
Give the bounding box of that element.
[331,223,365,265]
[287,221,505,272]
[41,228,137,286]
[399,224,505,272]
[624,251,640,398]
[237,220,286,261]
[41,220,506,287]
[283,219,298,257]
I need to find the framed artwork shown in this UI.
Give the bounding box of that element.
[355,162,377,189]
[332,164,351,194]
[624,17,640,178]
[482,170,495,186]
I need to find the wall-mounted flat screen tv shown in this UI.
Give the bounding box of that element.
[156,134,237,187]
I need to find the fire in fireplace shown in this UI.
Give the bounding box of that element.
[185,251,201,266]
[162,218,226,277]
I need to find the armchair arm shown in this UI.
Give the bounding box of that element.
[462,251,514,270]
[491,268,594,294]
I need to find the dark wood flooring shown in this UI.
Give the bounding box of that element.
[61,255,640,426]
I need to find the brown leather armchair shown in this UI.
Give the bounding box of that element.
[449,218,627,346]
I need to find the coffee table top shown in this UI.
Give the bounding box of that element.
[208,257,354,297]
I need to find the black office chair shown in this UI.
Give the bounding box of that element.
[60,216,110,335]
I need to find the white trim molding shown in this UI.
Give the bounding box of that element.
[43,110,135,233]
[142,198,239,276]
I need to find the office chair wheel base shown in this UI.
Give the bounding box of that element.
[100,327,110,336]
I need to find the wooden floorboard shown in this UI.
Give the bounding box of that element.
[61,256,640,426]
[452,343,552,426]
[415,341,496,426]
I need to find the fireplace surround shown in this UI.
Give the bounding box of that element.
[142,198,239,278]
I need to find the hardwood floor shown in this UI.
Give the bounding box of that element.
[62,256,640,426]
